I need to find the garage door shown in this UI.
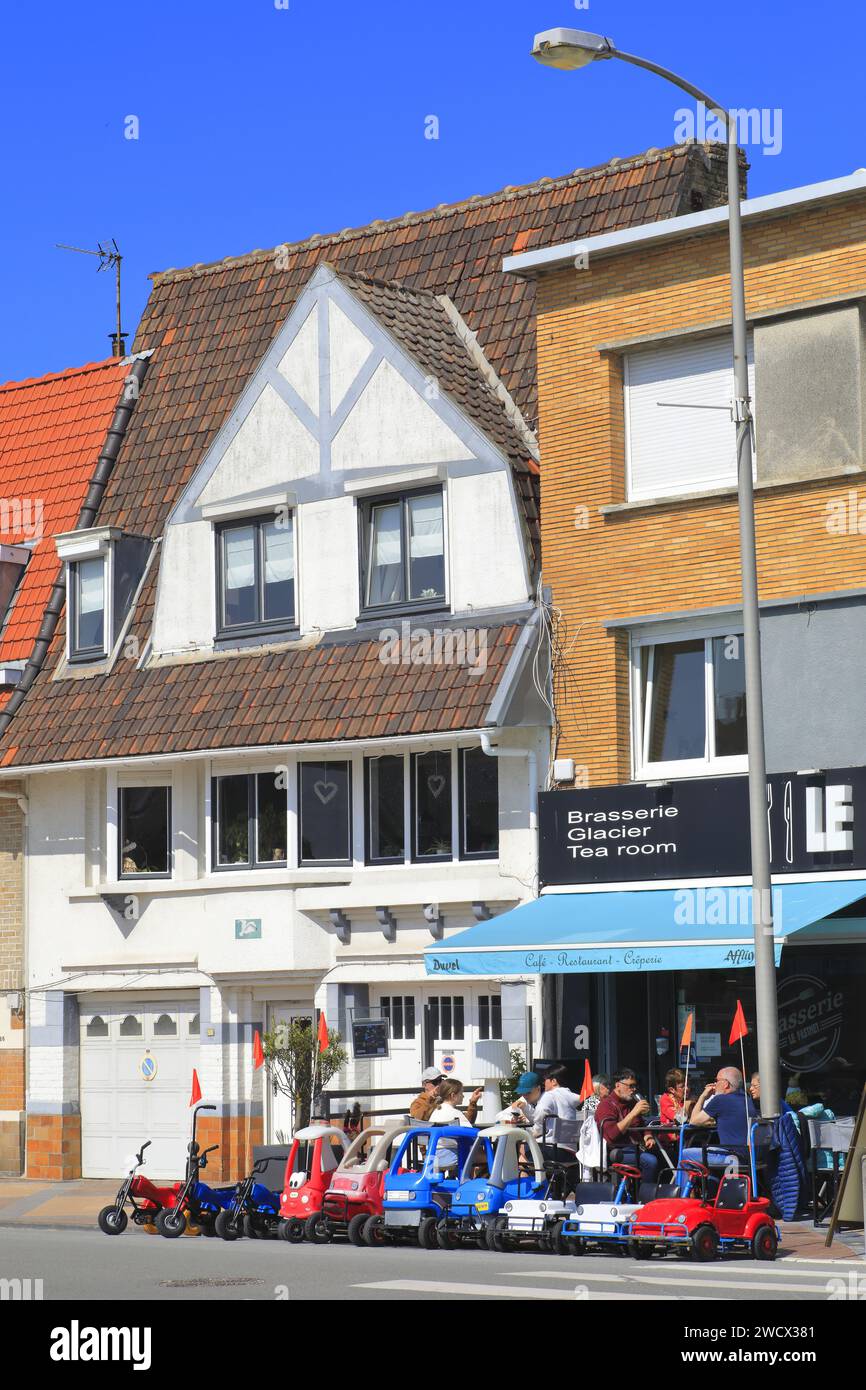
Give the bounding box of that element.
[80,998,200,1178]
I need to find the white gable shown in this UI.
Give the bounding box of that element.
[332,359,472,471]
[197,383,318,505]
[276,307,319,416]
[329,300,373,412]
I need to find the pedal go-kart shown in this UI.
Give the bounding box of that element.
[279,1123,347,1242]
[153,1104,236,1238]
[558,1164,681,1254]
[97,1140,182,1235]
[364,1124,480,1248]
[314,1121,413,1245]
[626,1160,780,1261]
[215,1155,282,1240]
[438,1124,548,1251]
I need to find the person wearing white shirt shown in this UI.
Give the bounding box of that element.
[531,1065,582,1155]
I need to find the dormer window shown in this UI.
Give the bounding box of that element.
[360,488,446,615]
[216,515,295,638]
[70,557,107,659]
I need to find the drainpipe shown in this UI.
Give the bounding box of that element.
[479,730,541,1061]
[0,352,150,738]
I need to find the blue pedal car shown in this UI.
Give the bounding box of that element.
[436,1124,549,1250]
[362,1124,482,1248]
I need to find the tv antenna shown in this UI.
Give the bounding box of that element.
[56,239,127,357]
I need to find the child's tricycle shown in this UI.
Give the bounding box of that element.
[363,1124,480,1248]
[314,1121,413,1245]
[214,1156,282,1240]
[436,1124,548,1250]
[97,1140,183,1235]
[626,1160,779,1261]
[279,1122,348,1242]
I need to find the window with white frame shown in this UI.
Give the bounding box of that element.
[69,556,108,660]
[633,631,747,776]
[119,785,172,877]
[624,332,755,502]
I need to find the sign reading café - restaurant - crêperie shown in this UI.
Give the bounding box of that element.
[538,768,866,887]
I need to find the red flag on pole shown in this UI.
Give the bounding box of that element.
[680,1012,694,1050]
[317,1012,329,1054]
[579,1059,593,1103]
[253,1030,264,1071]
[729,1000,749,1046]
[189,1068,202,1107]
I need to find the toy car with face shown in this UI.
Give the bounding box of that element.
[278,1123,347,1243]
[363,1124,480,1248]
[626,1162,779,1261]
[438,1124,548,1250]
[312,1121,413,1244]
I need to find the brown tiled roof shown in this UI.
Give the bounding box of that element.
[0,591,522,766]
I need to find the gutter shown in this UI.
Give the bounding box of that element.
[503,169,866,277]
[0,352,151,738]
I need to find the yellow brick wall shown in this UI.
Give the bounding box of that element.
[535,195,866,786]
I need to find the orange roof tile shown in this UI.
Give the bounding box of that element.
[0,358,128,663]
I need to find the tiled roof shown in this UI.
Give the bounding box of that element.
[0,584,523,766]
[0,358,129,665]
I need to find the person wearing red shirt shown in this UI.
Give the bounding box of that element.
[595,1068,660,1183]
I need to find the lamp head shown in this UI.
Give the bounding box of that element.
[531,28,615,71]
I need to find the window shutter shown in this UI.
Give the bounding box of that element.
[625,333,755,501]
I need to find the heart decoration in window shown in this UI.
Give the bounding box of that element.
[313,780,339,805]
[427,774,446,798]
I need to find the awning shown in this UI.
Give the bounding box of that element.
[424,880,866,977]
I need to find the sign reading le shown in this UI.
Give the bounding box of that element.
[538,768,863,887]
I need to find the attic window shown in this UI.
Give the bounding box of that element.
[359,487,446,615]
[70,557,107,660]
[216,514,296,638]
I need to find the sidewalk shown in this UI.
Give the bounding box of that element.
[0,1178,862,1259]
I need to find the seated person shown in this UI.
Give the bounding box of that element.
[682,1067,757,1172]
[594,1068,660,1184]
[658,1067,693,1145]
[494,1071,543,1125]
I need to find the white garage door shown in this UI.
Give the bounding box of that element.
[80,998,200,1178]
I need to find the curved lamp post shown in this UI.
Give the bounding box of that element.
[532,28,780,1114]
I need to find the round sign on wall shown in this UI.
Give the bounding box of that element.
[440,1055,456,1074]
[777,974,843,1074]
[140,1055,158,1082]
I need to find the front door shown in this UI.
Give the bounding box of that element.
[265,1005,314,1142]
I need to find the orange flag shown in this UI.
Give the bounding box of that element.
[579,1059,593,1103]
[317,1012,329,1054]
[253,1030,264,1071]
[680,1012,694,1050]
[189,1068,202,1107]
[729,1000,749,1046]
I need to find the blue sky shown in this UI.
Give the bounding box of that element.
[3,0,864,382]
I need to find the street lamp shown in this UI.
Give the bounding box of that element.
[532,28,781,1114]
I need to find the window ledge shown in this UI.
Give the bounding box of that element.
[68,868,354,900]
[601,465,865,516]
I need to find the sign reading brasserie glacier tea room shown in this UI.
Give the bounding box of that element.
[539,768,866,887]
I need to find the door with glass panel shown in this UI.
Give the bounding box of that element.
[265,1006,314,1142]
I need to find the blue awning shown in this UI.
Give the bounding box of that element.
[424,880,866,977]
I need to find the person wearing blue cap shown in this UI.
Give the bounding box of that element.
[496,1071,543,1125]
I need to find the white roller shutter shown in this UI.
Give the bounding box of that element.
[624,332,755,501]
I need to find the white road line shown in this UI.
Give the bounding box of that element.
[352,1279,717,1301]
[500,1269,834,1295]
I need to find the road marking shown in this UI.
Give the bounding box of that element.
[500,1269,834,1295]
[352,1279,716,1301]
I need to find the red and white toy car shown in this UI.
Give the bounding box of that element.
[627,1160,779,1261]
[279,1123,347,1242]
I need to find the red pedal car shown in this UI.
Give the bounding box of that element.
[627,1160,779,1261]
[314,1121,413,1245]
[279,1123,348,1242]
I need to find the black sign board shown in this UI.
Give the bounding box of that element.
[539,767,866,887]
[351,1018,390,1059]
